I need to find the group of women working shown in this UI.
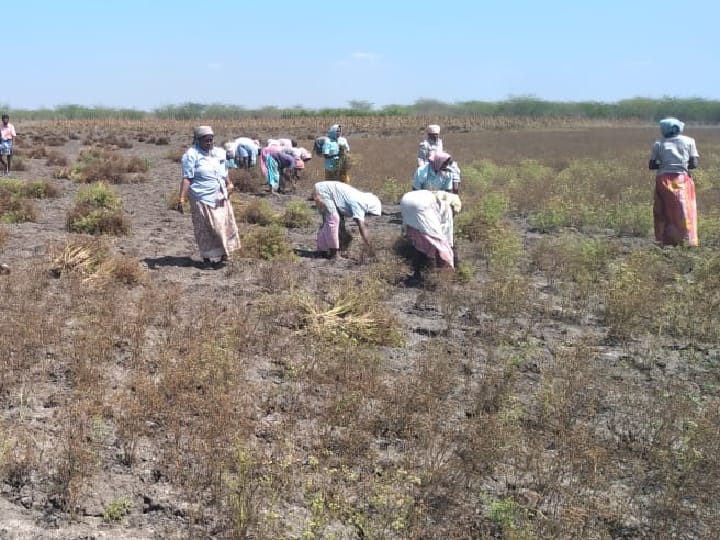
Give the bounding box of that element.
[177,117,701,274]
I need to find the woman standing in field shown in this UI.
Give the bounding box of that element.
[0,114,17,175]
[178,126,240,269]
[417,124,443,167]
[649,117,699,246]
[313,180,381,259]
[322,124,351,183]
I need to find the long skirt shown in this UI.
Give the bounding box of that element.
[266,155,280,190]
[653,173,698,246]
[317,211,341,251]
[324,157,351,184]
[190,197,240,259]
[406,226,455,268]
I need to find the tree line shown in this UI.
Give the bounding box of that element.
[4,97,720,123]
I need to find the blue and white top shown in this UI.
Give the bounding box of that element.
[314,181,381,221]
[413,162,460,192]
[322,124,350,172]
[181,145,229,207]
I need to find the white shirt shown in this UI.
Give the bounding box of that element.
[650,134,699,175]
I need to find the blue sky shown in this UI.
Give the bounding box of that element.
[5,0,719,111]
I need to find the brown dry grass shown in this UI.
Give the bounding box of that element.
[0,119,719,538]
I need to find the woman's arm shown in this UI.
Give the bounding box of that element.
[355,218,371,247]
[179,177,191,201]
[176,177,191,212]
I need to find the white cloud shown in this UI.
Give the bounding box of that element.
[335,52,381,68]
[350,52,378,60]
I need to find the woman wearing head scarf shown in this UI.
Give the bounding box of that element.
[413,151,461,194]
[313,180,381,259]
[401,190,461,281]
[259,144,297,194]
[321,124,351,183]
[649,117,699,246]
[178,126,240,269]
[288,143,313,185]
[418,124,443,167]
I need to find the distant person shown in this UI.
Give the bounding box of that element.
[177,126,240,269]
[233,137,261,169]
[321,124,351,183]
[260,145,296,194]
[413,151,461,194]
[288,142,313,185]
[0,114,17,175]
[400,189,462,281]
[417,124,443,167]
[276,138,293,150]
[649,117,699,246]
[313,180,381,259]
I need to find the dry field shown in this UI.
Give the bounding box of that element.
[1,118,719,539]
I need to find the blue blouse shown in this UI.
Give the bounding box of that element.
[181,145,229,207]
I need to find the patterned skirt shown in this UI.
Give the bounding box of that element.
[189,197,240,259]
[266,155,280,190]
[653,173,698,246]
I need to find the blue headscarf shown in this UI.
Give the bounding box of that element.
[327,124,340,140]
[659,117,684,138]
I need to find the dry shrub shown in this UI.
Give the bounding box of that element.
[0,178,58,199]
[96,255,147,285]
[25,145,48,159]
[603,249,667,339]
[45,150,68,166]
[50,237,110,278]
[98,133,134,149]
[241,225,296,260]
[238,198,277,225]
[229,167,263,192]
[9,157,26,171]
[66,203,129,235]
[479,270,531,318]
[0,425,37,493]
[49,238,144,286]
[51,400,99,514]
[64,148,149,184]
[163,147,185,162]
[46,135,68,146]
[295,279,404,347]
[0,226,6,248]
[0,190,36,223]
[66,182,129,235]
[281,199,314,228]
[368,253,412,286]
